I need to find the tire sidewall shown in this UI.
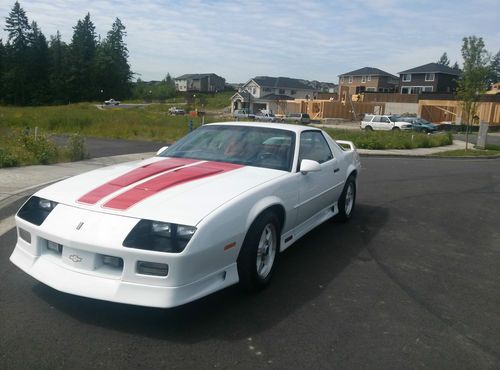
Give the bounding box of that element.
[237,212,281,290]
[337,176,356,222]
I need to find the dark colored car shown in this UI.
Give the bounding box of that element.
[398,117,438,133]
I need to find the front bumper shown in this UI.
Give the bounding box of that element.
[9,203,239,308]
[10,243,237,308]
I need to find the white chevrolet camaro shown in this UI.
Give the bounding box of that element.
[10,122,361,308]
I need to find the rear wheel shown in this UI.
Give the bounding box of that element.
[365,125,373,131]
[237,212,280,291]
[392,127,400,131]
[336,176,356,222]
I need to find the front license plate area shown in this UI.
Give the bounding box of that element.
[62,247,97,271]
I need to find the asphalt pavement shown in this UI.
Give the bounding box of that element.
[0,142,499,368]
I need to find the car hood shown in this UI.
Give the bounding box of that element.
[35,157,287,226]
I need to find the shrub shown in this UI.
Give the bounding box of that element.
[0,148,20,168]
[21,134,59,164]
[66,134,88,161]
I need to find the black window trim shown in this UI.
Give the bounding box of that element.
[296,129,335,172]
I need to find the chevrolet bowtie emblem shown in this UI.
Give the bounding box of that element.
[76,222,84,230]
[69,254,83,263]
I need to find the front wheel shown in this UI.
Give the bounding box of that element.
[336,176,356,222]
[237,212,280,291]
[392,127,400,131]
[365,125,373,131]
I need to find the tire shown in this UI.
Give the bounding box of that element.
[365,125,373,131]
[336,176,356,222]
[392,127,400,131]
[237,212,281,291]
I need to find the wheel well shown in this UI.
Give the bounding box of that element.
[348,170,357,180]
[263,204,285,232]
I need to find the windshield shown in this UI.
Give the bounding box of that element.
[159,125,296,172]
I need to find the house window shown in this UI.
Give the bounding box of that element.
[423,86,433,92]
[402,74,411,82]
[348,76,353,84]
[291,90,296,95]
[367,75,371,81]
[263,87,272,92]
[365,87,376,92]
[361,76,366,83]
[425,73,435,81]
[279,89,285,94]
[401,87,410,94]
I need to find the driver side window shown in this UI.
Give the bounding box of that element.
[299,131,333,164]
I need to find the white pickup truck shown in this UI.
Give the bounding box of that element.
[361,114,413,131]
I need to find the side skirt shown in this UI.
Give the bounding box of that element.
[279,202,338,252]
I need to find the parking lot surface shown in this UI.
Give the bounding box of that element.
[0,157,499,369]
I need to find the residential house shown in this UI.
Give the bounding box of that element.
[338,67,399,101]
[174,73,226,92]
[231,76,319,114]
[398,63,460,94]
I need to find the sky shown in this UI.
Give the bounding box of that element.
[0,0,499,83]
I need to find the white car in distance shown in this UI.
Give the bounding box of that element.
[10,122,361,308]
[361,114,412,131]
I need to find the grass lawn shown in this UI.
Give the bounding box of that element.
[0,102,457,167]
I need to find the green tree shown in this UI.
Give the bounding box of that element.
[94,18,132,100]
[27,21,50,104]
[487,50,500,87]
[456,36,490,150]
[3,1,31,104]
[437,52,450,66]
[68,13,97,101]
[48,31,69,103]
[0,40,4,101]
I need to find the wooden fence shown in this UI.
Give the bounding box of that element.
[419,100,500,125]
[287,99,385,120]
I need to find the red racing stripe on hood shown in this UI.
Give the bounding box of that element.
[77,158,197,205]
[102,161,243,210]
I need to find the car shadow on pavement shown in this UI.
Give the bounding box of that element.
[32,203,389,343]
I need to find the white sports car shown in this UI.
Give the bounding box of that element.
[10,122,361,308]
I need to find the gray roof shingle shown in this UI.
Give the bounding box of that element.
[175,73,222,80]
[398,63,460,76]
[339,67,397,78]
[251,76,316,90]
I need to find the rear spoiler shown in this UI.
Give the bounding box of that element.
[336,140,356,151]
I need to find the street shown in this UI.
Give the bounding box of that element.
[0,157,499,369]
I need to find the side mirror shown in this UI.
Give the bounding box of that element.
[300,159,321,174]
[156,146,168,155]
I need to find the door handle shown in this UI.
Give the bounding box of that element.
[334,168,340,173]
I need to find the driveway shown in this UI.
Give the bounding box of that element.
[0,157,499,368]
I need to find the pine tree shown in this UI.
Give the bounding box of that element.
[3,1,31,104]
[0,40,4,102]
[95,18,132,99]
[68,13,97,101]
[437,52,450,66]
[27,21,50,104]
[48,31,69,103]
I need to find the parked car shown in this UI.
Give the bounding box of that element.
[254,111,277,122]
[10,122,361,308]
[361,114,412,131]
[397,117,438,133]
[283,113,311,124]
[104,98,120,106]
[168,107,185,115]
[233,109,255,120]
